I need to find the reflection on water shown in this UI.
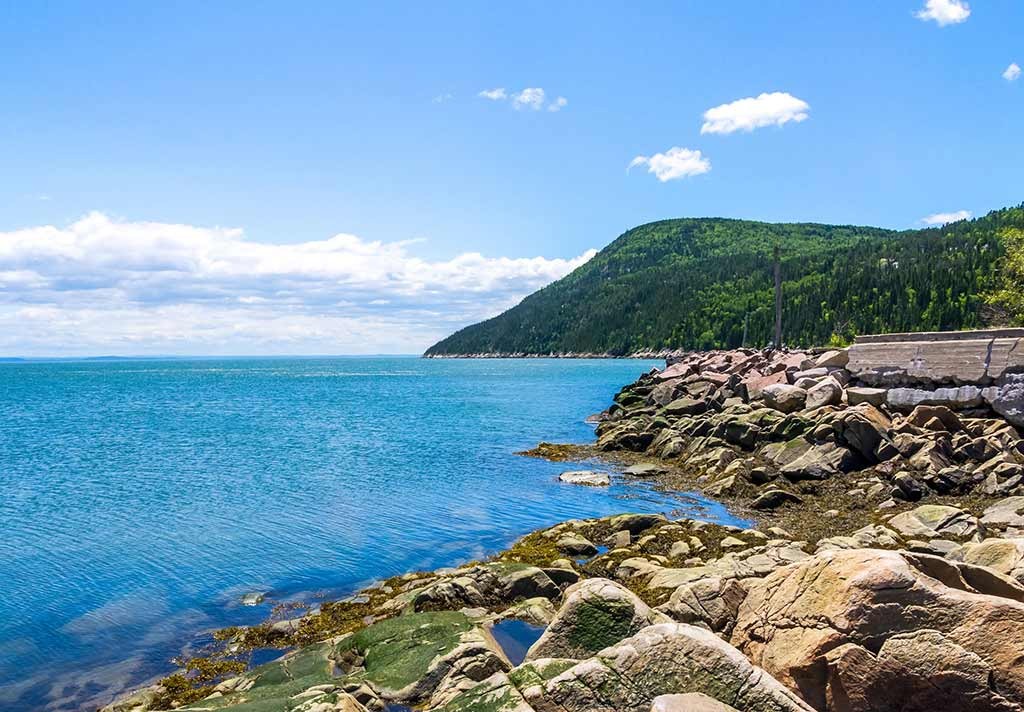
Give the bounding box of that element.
[490,619,546,666]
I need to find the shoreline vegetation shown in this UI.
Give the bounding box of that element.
[104,334,1024,712]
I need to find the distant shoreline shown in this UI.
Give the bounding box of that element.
[422,351,678,360]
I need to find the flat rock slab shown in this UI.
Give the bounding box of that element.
[848,336,1024,386]
[624,463,669,477]
[558,470,611,486]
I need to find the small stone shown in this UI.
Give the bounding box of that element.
[558,470,611,486]
[669,540,691,559]
[240,592,266,606]
[720,536,747,550]
[556,533,598,556]
[624,463,669,478]
[747,467,775,485]
[750,489,803,510]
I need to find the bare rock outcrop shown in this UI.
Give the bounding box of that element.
[731,548,1024,710]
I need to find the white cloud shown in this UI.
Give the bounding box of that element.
[432,92,454,104]
[921,210,972,225]
[1004,63,1021,82]
[915,0,970,26]
[479,87,566,112]
[628,147,711,182]
[701,92,810,135]
[478,88,507,101]
[0,213,597,356]
[512,88,546,111]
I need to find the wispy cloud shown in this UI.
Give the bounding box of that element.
[628,147,711,182]
[921,209,972,225]
[0,213,597,355]
[1004,63,1021,82]
[915,0,970,26]
[478,87,566,112]
[432,92,454,104]
[700,92,810,135]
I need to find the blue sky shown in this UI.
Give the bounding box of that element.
[1,0,1021,355]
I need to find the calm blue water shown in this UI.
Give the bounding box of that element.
[0,357,743,711]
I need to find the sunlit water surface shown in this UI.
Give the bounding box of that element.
[0,357,744,710]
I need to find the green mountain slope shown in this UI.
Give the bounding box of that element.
[425,205,1024,356]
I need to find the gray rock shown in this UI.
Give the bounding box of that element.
[558,470,610,487]
[886,386,986,411]
[848,334,1024,386]
[815,349,850,369]
[887,505,978,540]
[981,497,1024,529]
[804,377,842,410]
[847,386,887,407]
[988,376,1024,427]
[762,384,808,413]
[623,463,669,478]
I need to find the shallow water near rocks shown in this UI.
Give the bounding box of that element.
[0,357,745,710]
[490,619,546,666]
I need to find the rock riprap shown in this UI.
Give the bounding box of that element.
[595,342,1024,512]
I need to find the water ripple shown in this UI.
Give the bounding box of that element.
[0,357,745,710]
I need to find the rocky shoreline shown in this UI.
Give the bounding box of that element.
[105,333,1024,712]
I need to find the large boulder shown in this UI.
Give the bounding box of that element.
[831,404,891,462]
[823,630,1023,712]
[886,504,978,540]
[779,442,858,481]
[525,578,667,661]
[731,548,1024,710]
[988,376,1024,428]
[523,623,814,712]
[742,371,789,402]
[953,538,1024,585]
[763,384,808,414]
[804,377,843,411]
[981,497,1024,531]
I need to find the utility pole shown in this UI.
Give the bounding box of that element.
[773,243,782,349]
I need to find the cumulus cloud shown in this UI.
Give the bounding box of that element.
[701,92,810,135]
[479,87,566,112]
[548,96,568,112]
[921,210,972,225]
[511,88,546,110]
[628,147,711,182]
[0,213,596,356]
[1004,63,1021,82]
[915,0,970,26]
[478,88,507,101]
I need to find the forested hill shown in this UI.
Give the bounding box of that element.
[425,204,1024,356]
